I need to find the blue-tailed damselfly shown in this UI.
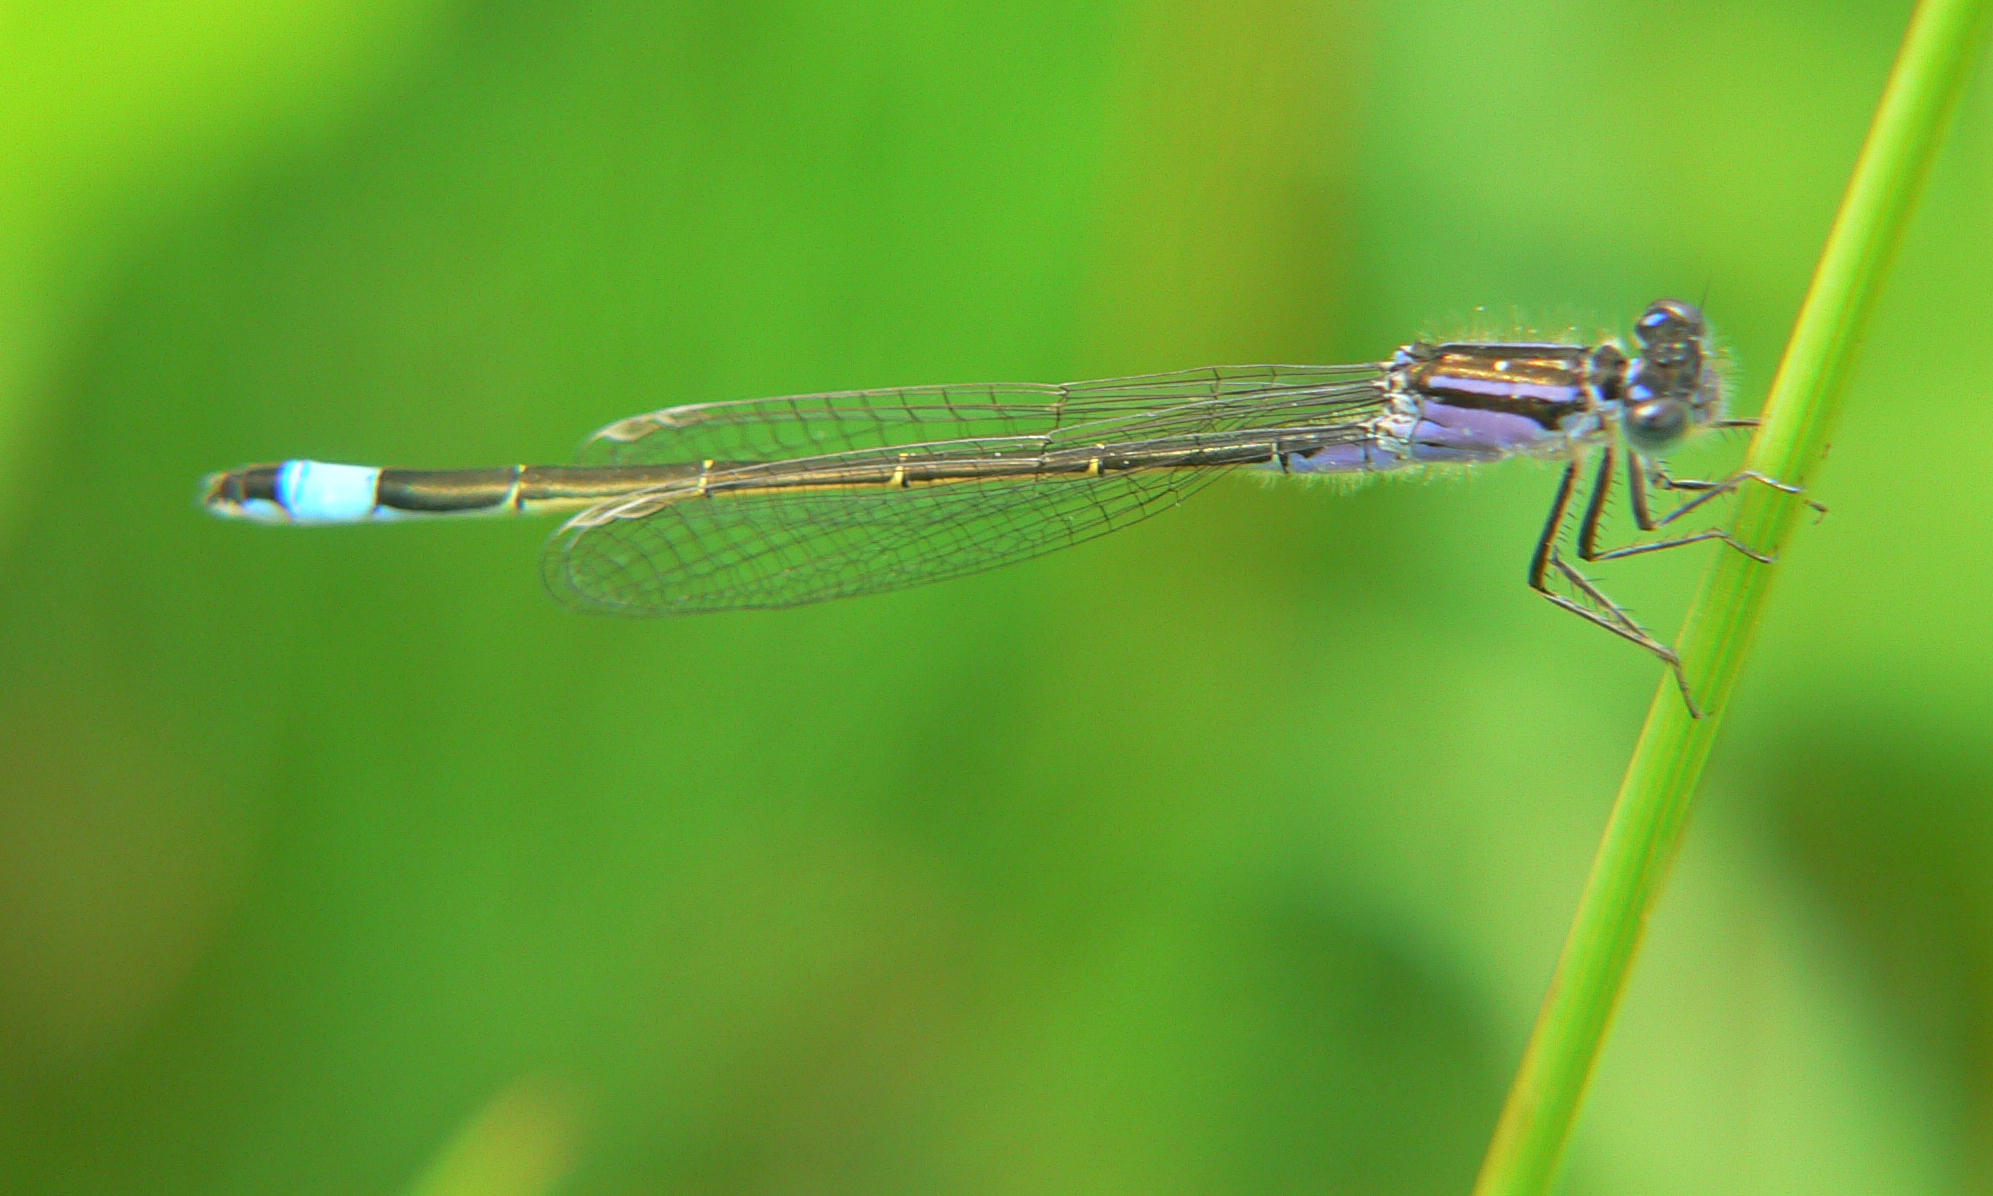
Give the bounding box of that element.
[204,300,1798,713]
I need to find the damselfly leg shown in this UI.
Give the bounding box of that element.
[1531,445,1804,717]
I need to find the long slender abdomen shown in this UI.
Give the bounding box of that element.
[201,460,706,523]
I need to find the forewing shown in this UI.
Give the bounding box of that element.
[578,364,1386,465]
[547,363,1393,614]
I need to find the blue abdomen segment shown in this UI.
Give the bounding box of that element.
[275,460,388,522]
[203,459,392,523]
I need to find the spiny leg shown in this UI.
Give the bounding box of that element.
[1640,459,1804,527]
[1530,454,1701,716]
[1579,452,1779,566]
[1649,463,1826,521]
[1551,446,1810,712]
[1640,413,1815,526]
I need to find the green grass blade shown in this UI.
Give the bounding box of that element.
[1472,1,1993,1192]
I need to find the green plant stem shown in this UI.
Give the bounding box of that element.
[1472,1,1993,1192]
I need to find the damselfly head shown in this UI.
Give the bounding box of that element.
[1620,298,1723,455]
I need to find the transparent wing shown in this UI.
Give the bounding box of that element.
[546,365,1393,615]
[543,458,1242,614]
[578,364,1387,465]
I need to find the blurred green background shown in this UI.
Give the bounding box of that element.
[1,0,1988,1192]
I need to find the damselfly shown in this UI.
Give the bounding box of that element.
[204,299,1796,713]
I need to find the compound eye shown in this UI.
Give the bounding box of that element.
[1626,398,1690,451]
[1635,299,1705,346]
